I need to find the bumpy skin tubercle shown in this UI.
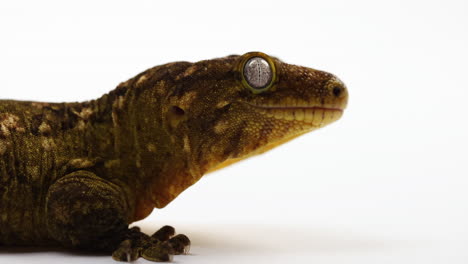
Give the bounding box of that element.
[0,52,348,261]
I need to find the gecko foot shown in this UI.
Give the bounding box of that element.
[112,225,191,262]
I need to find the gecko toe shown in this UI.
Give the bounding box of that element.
[112,239,140,262]
[165,234,191,255]
[141,245,173,262]
[151,225,176,242]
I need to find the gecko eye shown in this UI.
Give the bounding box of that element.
[239,52,277,93]
[243,57,273,90]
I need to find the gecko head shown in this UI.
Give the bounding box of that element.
[163,51,348,174]
[235,51,348,131]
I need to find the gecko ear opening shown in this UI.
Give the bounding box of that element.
[170,106,185,116]
[167,105,186,129]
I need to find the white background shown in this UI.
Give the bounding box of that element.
[1,0,467,263]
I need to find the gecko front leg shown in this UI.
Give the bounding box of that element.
[45,170,129,251]
[45,170,190,262]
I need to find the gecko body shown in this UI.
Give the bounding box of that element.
[0,52,348,261]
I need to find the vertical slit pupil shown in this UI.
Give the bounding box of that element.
[244,57,272,89]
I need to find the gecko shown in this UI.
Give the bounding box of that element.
[0,52,348,262]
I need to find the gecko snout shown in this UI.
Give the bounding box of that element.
[325,77,348,109]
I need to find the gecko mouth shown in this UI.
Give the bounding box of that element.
[246,103,344,127]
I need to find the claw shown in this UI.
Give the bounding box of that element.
[184,244,191,255]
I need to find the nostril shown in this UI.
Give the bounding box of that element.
[332,86,344,97]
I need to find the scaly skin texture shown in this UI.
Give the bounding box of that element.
[0,52,348,260]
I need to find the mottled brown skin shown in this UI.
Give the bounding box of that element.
[0,52,348,261]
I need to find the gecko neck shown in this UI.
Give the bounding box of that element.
[95,79,202,221]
